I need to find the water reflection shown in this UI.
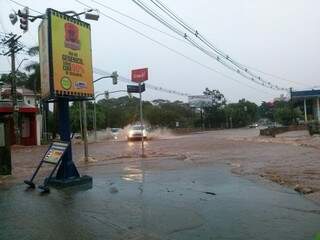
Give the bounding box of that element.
[122,166,143,183]
[127,141,149,148]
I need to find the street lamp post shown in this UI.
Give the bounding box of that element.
[90,73,118,142]
[80,72,118,160]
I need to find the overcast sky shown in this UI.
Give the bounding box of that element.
[0,0,319,104]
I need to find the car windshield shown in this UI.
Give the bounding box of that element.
[132,126,143,130]
[111,128,119,133]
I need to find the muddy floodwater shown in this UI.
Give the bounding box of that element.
[1,164,320,239]
[1,129,320,239]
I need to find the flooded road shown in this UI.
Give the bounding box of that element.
[1,163,320,240]
[2,129,320,239]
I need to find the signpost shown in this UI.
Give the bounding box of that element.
[131,68,148,157]
[31,8,93,190]
[127,83,145,93]
[24,141,70,192]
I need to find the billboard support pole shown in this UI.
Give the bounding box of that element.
[139,83,145,157]
[55,98,79,179]
[48,98,92,187]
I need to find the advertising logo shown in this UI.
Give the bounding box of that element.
[75,81,87,89]
[61,77,72,90]
[64,23,80,50]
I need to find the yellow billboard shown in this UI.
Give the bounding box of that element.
[39,9,94,99]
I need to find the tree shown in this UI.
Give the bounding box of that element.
[224,99,258,128]
[273,101,302,126]
[202,88,227,128]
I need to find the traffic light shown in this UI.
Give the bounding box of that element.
[104,91,109,99]
[18,7,29,32]
[111,71,118,85]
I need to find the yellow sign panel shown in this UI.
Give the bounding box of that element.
[39,9,94,99]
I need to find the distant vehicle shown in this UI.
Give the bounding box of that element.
[111,128,121,139]
[127,125,147,141]
[248,123,259,128]
[73,133,82,139]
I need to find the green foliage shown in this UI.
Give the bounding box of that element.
[273,102,302,126]
[225,99,258,127]
[0,45,40,93]
[202,88,227,128]
[258,100,302,126]
[258,101,274,121]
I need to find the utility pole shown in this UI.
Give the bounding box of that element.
[139,83,145,157]
[82,101,89,162]
[2,34,23,144]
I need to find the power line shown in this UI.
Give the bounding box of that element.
[75,0,274,96]
[4,0,275,97]
[150,0,307,88]
[5,0,275,99]
[133,0,288,91]
[6,0,43,14]
[93,67,190,97]
[90,0,191,46]
[141,0,296,90]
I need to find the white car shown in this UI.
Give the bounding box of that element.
[127,125,147,141]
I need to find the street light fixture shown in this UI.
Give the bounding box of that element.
[85,9,100,21]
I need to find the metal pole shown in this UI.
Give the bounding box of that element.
[317,97,320,122]
[139,83,145,157]
[82,101,89,162]
[79,101,83,138]
[93,98,97,142]
[200,108,204,130]
[304,98,307,123]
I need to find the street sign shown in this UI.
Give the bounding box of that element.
[127,83,145,93]
[39,9,94,100]
[188,95,212,108]
[24,141,70,191]
[44,142,69,164]
[131,68,148,83]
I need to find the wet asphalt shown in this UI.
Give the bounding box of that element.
[1,162,320,240]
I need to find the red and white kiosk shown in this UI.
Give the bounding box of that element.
[0,101,38,146]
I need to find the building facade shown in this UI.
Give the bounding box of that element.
[291,89,320,122]
[0,85,42,146]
